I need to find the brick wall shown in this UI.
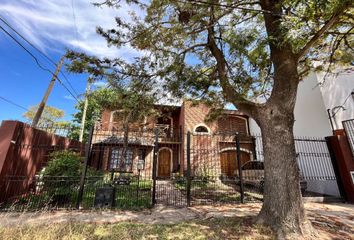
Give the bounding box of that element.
[182,101,249,134]
[97,106,181,132]
[181,101,252,174]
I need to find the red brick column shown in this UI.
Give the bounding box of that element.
[326,130,354,203]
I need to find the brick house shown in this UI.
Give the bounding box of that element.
[89,100,255,179]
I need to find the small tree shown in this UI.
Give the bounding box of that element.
[23,104,66,126]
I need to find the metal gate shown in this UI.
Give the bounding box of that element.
[150,132,342,207]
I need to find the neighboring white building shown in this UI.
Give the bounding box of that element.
[248,70,353,198]
[317,70,354,130]
[249,70,354,137]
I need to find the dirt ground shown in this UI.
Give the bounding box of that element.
[0,202,353,239]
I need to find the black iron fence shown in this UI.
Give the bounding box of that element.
[0,175,151,211]
[0,124,342,211]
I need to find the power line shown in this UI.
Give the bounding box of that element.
[0,25,80,103]
[0,96,28,111]
[0,16,56,65]
[59,71,80,96]
[71,0,80,42]
[0,25,53,73]
[0,15,80,96]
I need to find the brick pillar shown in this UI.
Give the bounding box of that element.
[326,130,354,203]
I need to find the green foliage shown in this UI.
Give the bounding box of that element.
[194,165,218,183]
[41,150,102,203]
[70,87,119,141]
[23,104,66,126]
[43,150,102,177]
[64,1,352,123]
[69,86,157,142]
[43,150,82,176]
[41,151,81,202]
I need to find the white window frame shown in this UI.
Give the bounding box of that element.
[110,148,134,171]
[193,123,211,135]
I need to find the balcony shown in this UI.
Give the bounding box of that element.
[93,121,181,144]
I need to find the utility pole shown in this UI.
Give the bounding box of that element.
[79,77,92,142]
[31,56,65,127]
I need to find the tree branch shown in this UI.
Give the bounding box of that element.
[178,43,207,56]
[206,5,259,116]
[295,1,353,60]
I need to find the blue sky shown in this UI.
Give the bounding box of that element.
[0,0,138,123]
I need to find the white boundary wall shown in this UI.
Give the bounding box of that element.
[248,72,341,197]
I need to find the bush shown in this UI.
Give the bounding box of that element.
[43,150,103,177]
[194,165,217,183]
[40,150,102,205]
[43,150,82,177]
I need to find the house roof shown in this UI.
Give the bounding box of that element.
[106,100,247,117]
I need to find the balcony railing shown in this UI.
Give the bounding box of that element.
[93,121,182,144]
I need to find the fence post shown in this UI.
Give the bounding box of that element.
[186,131,191,207]
[152,128,159,206]
[325,136,347,201]
[236,133,245,203]
[76,125,94,209]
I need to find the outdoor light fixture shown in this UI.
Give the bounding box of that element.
[328,103,349,132]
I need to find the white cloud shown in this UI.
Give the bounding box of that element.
[0,0,141,59]
[64,95,75,101]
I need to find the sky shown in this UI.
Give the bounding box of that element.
[0,0,139,123]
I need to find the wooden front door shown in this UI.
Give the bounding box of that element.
[158,149,171,177]
[220,150,250,177]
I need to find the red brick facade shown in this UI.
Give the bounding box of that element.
[92,100,253,178]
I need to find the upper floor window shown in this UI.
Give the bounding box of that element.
[193,124,210,134]
[217,116,248,135]
[156,115,173,137]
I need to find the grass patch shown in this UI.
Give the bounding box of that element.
[1,180,152,211]
[82,180,152,210]
[0,217,274,240]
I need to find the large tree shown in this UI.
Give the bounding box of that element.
[68,0,353,238]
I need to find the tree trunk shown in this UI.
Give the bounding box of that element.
[255,108,314,239]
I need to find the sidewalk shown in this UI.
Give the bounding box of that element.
[1,202,353,238]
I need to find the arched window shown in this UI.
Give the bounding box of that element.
[193,124,210,134]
